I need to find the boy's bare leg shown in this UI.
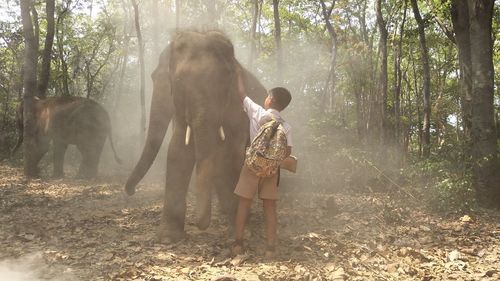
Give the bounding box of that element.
[263,199,277,256]
[233,196,252,255]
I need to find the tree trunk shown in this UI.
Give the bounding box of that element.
[394,0,407,153]
[403,71,413,163]
[1,80,11,132]
[319,0,337,113]
[32,4,40,55]
[272,0,282,83]
[410,50,423,157]
[114,0,131,116]
[20,0,39,177]
[205,0,217,29]
[467,0,498,207]
[375,0,388,145]
[86,42,113,99]
[248,0,262,69]
[152,0,160,59]
[37,0,55,99]
[56,6,70,96]
[410,0,431,158]
[176,0,181,30]
[450,0,472,160]
[131,0,146,143]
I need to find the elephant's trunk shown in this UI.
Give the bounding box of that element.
[192,123,227,230]
[125,56,173,195]
[195,157,214,230]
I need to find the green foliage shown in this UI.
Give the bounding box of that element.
[428,171,475,213]
[407,158,476,213]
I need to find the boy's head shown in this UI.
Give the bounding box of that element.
[264,87,292,111]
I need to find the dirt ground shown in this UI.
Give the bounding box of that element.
[0,162,499,281]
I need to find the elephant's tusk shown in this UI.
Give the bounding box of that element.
[185,125,191,145]
[219,126,225,141]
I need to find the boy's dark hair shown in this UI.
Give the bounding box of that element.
[269,87,291,111]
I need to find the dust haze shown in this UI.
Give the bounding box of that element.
[0,253,77,281]
[8,1,387,222]
[12,0,382,232]
[3,1,500,280]
[90,1,368,196]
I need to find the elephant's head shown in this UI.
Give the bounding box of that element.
[11,97,49,156]
[125,31,267,229]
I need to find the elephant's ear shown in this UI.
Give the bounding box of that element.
[152,46,172,81]
[242,67,268,107]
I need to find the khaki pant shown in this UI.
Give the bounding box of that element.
[234,165,279,200]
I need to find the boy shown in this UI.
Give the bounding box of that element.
[232,68,292,258]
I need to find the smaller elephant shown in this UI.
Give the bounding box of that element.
[12,96,121,178]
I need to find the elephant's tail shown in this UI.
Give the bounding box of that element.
[108,127,122,165]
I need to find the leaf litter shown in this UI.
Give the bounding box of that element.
[0,163,499,280]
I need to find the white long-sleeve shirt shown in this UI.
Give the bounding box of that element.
[243,96,293,147]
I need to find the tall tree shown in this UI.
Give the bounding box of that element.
[272,0,282,83]
[394,0,407,162]
[175,0,181,30]
[319,0,338,113]
[375,0,388,144]
[466,0,498,206]
[410,0,431,158]
[450,0,472,159]
[205,0,217,29]
[131,0,146,143]
[114,1,131,116]
[56,3,70,96]
[83,32,115,99]
[248,0,262,69]
[37,0,55,99]
[20,0,38,177]
[151,0,160,58]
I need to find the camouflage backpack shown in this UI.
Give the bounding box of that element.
[245,117,288,177]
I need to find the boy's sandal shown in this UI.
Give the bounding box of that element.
[231,239,244,256]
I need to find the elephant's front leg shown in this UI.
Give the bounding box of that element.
[159,122,195,243]
[29,137,50,177]
[52,139,68,178]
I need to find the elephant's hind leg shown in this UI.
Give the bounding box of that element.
[159,123,195,243]
[52,139,68,178]
[77,138,104,179]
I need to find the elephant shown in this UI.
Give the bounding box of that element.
[125,30,267,243]
[12,96,122,178]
